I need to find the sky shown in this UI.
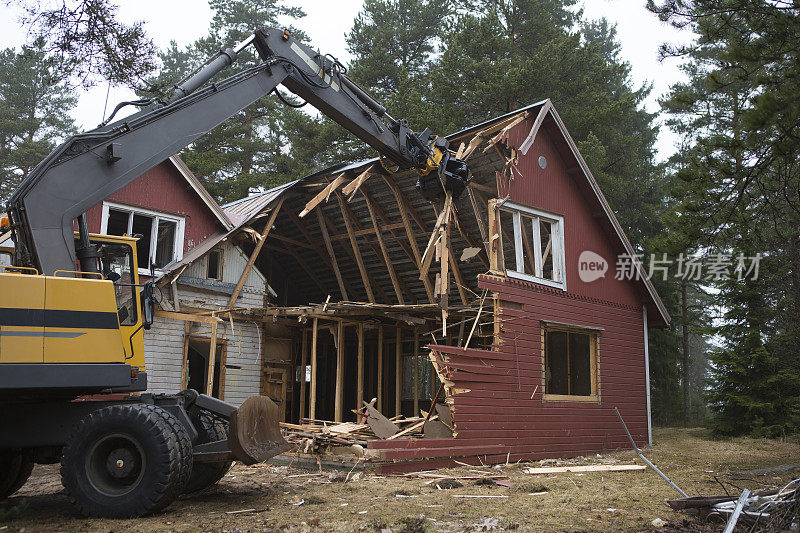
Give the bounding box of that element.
[0,0,692,160]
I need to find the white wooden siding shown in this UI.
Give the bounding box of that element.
[182,241,268,294]
[144,286,264,406]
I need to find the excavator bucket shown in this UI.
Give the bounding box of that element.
[227,395,291,465]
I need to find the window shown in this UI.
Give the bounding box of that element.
[543,325,599,401]
[498,202,565,289]
[98,242,138,326]
[206,249,223,281]
[101,202,184,273]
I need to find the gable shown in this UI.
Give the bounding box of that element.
[83,159,226,252]
[503,125,642,308]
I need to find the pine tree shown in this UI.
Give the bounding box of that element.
[0,40,77,203]
[652,0,800,435]
[141,0,307,203]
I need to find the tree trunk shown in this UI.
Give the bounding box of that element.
[681,278,690,427]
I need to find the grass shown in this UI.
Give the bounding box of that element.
[5,427,800,532]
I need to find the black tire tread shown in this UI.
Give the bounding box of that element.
[60,403,181,518]
[153,407,192,493]
[183,408,232,493]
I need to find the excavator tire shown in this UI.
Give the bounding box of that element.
[183,408,232,493]
[60,404,182,518]
[0,451,34,499]
[153,407,193,494]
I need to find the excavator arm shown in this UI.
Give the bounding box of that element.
[6,27,468,276]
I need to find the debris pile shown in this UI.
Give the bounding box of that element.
[668,478,800,531]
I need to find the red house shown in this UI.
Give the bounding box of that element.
[193,99,670,472]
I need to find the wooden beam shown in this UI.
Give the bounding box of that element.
[328,222,405,241]
[319,209,390,303]
[363,192,405,304]
[335,320,345,422]
[447,230,469,305]
[299,328,308,419]
[218,342,228,401]
[335,191,375,303]
[420,194,452,279]
[395,326,402,417]
[155,309,222,325]
[205,321,218,395]
[229,197,284,306]
[313,207,349,300]
[382,177,435,303]
[487,198,501,273]
[467,186,489,256]
[377,326,384,412]
[360,187,421,304]
[299,173,347,217]
[180,321,190,389]
[341,164,377,199]
[268,232,314,250]
[413,328,419,416]
[310,317,319,420]
[380,174,428,232]
[357,322,364,420]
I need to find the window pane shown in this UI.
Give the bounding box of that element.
[132,214,153,270]
[155,219,177,268]
[546,330,569,395]
[106,209,129,236]
[207,250,222,280]
[540,219,555,280]
[98,242,137,325]
[569,333,592,396]
[499,209,516,273]
[518,214,535,275]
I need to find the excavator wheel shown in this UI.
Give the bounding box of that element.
[183,408,231,493]
[0,451,34,499]
[153,407,193,494]
[60,404,183,518]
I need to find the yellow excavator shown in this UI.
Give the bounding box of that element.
[0,27,469,517]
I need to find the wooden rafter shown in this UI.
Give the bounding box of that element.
[335,191,375,303]
[380,174,428,232]
[313,208,349,300]
[363,192,405,304]
[337,190,416,305]
[229,197,284,306]
[319,209,390,303]
[286,209,355,299]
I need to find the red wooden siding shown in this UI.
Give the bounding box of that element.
[369,114,650,472]
[83,160,222,252]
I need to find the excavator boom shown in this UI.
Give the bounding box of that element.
[6,27,467,277]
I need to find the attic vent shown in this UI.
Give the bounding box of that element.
[538,156,547,169]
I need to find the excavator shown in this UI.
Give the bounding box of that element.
[0,27,469,517]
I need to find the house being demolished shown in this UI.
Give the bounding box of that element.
[134,99,669,473]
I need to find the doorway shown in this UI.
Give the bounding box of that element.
[186,337,227,399]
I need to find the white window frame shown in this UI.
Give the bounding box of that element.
[100,201,185,275]
[501,201,566,290]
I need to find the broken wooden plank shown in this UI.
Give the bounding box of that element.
[229,197,284,306]
[364,402,399,439]
[299,173,347,217]
[342,164,377,199]
[523,464,646,475]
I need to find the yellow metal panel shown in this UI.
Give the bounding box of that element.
[0,273,45,363]
[43,276,126,364]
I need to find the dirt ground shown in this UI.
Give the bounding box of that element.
[3,427,800,532]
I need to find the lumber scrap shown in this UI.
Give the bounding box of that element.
[299,173,347,217]
[523,464,646,474]
[363,402,399,439]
